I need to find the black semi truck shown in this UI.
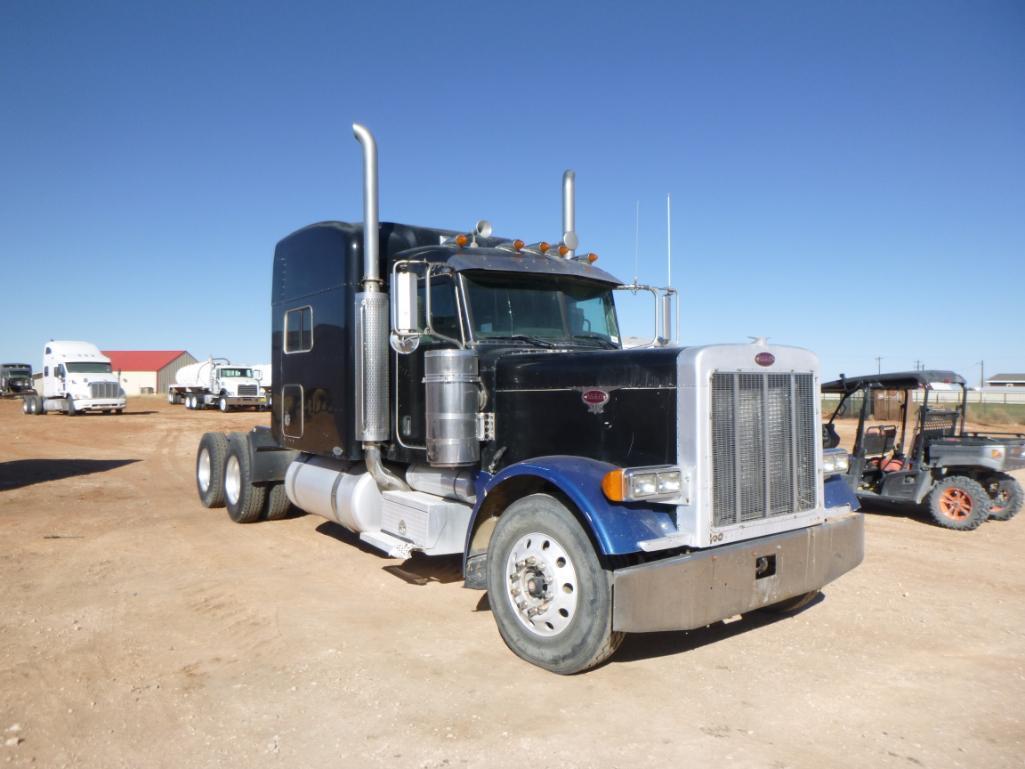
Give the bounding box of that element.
[1,363,34,398]
[194,124,863,673]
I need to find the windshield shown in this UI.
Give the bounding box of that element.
[219,368,253,378]
[66,362,112,374]
[4,367,30,376]
[462,273,620,347]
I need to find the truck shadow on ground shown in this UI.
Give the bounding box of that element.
[0,458,140,491]
[472,590,826,665]
[313,521,463,584]
[857,500,940,527]
[612,592,826,664]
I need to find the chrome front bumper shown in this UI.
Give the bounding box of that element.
[611,512,864,632]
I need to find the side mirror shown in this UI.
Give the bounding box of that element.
[390,269,421,354]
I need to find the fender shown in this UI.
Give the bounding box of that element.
[824,474,860,511]
[467,455,681,558]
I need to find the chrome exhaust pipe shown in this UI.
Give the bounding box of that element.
[352,123,400,473]
[562,170,576,258]
[353,123,381,290]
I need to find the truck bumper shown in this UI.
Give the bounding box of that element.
[75,399,127,412]
[611,512,864,632]
[223,396,267,406]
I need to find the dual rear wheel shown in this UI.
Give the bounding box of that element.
[196,432,291,522]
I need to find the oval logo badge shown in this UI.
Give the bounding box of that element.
[581,388,610,414]
[755,352,775,367]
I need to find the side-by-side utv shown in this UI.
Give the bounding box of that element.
[822,371,1025,530]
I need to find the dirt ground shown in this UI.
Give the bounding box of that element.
[1,398,1024,769]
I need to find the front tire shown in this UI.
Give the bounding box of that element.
[196,432,230,508]
[761,590,820,614]
[986,473,1023,521]
[218,395,229,413]
[223,432,266,523]
[66,397,78,416]
[485,493,623,674]
[927,475,990,530]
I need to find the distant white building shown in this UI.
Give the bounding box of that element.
[986,373,1025,388]
[103,350,197,395]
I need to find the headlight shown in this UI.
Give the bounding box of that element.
[822,448,850,476]
[603,466,683,502]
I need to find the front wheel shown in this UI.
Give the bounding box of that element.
[66,397,78,416]
[218,396,229,412]
[986,473,1023,521]
[927,476,990,531]
[485,493,623,674]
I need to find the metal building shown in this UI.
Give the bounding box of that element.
[102,351,198,395]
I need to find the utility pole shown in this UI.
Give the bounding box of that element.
[913,359,921,371]
[875,356,883,374]
[978,360,984,390]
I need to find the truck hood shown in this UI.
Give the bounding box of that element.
[492,346,681,391]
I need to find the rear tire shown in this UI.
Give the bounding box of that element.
[168,391,179,405]
[22,397,32,415]
[262,483,291,520]
[196,432,230,508]
[485,493,623,674]
[986,473,1023,521]
[35,396,46,416]
[223,432,266,523]
[927,475,990,531]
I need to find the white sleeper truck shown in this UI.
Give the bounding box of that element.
[22,341,126,415]
[168,358,268,412]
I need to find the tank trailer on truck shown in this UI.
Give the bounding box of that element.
[22,341,126,415]
[193,124,864,673]
[168,358,268,411]
[1,363,35,398]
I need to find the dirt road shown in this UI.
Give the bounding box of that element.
[1,399,1023,769]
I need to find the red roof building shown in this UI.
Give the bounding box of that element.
[101,350,197,395]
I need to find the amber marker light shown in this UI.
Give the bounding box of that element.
[587,252,598,263]
[538,241,551,254]
[455,234,469,247]
[513,239,525,252]
[601,469,626,502]
[558,244,570,257]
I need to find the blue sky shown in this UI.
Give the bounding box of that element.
[1,1,1022,383]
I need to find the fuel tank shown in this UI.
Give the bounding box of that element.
[488,347,680,470]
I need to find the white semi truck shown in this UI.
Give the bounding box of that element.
[168,358,268,412]
[21,341,126,415]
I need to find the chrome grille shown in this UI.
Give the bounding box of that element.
[712,372,816,527]
[238,384,259,396]
[89,381,119,399]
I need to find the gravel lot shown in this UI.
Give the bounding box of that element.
[1,398,1023,769]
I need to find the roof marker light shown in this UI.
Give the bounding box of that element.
[455,234,469,247]
[538,241,551,254]
[587,253,598,263]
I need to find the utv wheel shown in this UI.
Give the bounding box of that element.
[928,476,990,531]
[196,432,230,508]
[986,474,1023,521]
[485,493,624,674]
[223,432,266,523]
[761,590,820,614]
[262,483,291,520]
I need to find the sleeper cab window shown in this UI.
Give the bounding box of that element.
[285,306,313,353]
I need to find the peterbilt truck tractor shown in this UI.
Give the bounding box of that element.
[193,124,864,673]
[22,341,126,415]
[168,358,268,411]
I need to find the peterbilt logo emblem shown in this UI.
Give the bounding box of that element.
[579,388,611,414]
[755,352,775,367]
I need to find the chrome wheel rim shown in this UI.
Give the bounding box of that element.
[220,398,227,412]
[504,531,579,637]
[225,455,241,506]
[197,448,211,493]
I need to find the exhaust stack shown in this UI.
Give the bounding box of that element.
[352,123,407,491]
[562,170,576,258]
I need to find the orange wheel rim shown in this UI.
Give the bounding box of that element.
[939,488,972,519]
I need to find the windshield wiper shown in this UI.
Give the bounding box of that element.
[481,335,559,349]
[571,333,618,349]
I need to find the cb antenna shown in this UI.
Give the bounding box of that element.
[633,200,640,285]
